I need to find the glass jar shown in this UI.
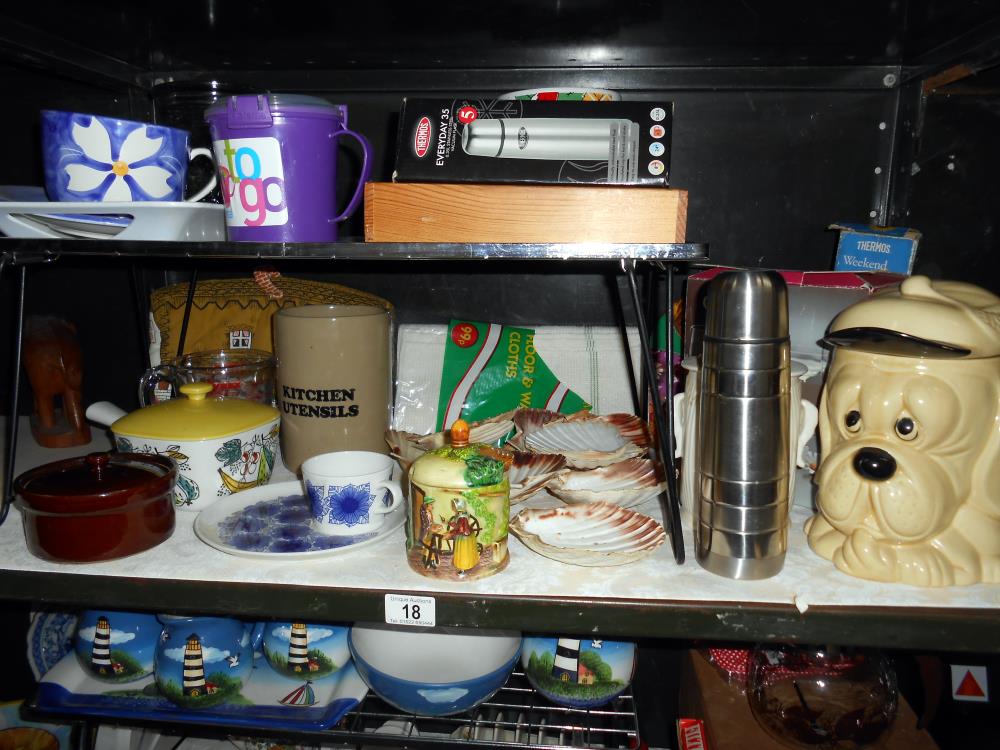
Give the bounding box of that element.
[747,644,898,748]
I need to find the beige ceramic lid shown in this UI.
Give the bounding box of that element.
[112,383,279,440]
[410,419,509,489]
[826,275,1000,358]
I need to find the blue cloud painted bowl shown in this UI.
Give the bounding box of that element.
[521,636,636,708]
[41,110,194,202]
[349,624,521,716]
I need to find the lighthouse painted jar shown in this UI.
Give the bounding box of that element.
[73,610,160,682]
[521,636,636,708]
[407,420,511,580]
[154,615,264,708]
[261,622,350,679]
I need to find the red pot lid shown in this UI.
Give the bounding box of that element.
[15,452,176,514]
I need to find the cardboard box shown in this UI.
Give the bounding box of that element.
[364,182,687,243]
[831,222,921,274]
[677,650,938,750]
[393,98,673,185]
[683,268,904,404]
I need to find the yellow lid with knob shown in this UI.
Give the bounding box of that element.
[111,383,279,440]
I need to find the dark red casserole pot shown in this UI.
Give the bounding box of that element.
[14,452,176,563]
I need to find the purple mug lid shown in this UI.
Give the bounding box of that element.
[205,93,344,118]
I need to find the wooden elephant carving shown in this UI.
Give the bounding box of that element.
[23,315,91,448]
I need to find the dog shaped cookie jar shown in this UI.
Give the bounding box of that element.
[806,275,1000,586]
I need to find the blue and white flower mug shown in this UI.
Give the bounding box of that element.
[302,451,403,535]
[41,110,216,203]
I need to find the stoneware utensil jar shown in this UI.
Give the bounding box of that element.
[14,452,176,563]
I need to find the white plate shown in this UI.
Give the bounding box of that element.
[0,200,225,241]
[194,480,406,561]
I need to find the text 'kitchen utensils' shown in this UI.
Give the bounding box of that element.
[302,451,403,535]
[205,94,372,242]
[41,110,216,203]
[273,304,393,474]
[138,348,275,406]
[695,270,792,580]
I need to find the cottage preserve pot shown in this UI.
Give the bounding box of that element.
[407,419,511,580]
[14,452,177,562]
[87,382,280,510]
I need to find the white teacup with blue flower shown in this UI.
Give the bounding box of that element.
[302,451,403,536]
[41,110,216,203]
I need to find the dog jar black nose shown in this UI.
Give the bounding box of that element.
[853,448,897,481]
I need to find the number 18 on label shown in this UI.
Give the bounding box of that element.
[385,594,436,627]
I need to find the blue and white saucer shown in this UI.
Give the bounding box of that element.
[27,612,78,681]
[194,481,405,561]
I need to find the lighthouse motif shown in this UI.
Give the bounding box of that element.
[91,616,112,675]
[551,638,581,683]
[288,623,309,672]
[182,634,207,697]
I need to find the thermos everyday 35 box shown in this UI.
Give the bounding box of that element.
[393,98,673,185]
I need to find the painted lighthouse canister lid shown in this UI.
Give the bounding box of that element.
[521,636,636,708]
[407,419,511,581]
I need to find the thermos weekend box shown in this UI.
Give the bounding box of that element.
[392,98,673,186]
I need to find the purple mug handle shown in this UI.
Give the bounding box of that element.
[331,128,373,224]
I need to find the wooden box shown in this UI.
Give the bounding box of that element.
[364,182,687,243]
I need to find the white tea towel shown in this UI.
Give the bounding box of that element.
[394,324,642,434]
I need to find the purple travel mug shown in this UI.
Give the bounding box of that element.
[205,94,372,242]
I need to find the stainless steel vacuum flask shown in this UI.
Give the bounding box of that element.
[461,117,639,161]
[695,270,791,580]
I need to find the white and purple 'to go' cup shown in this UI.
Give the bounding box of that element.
[302,451,403,536]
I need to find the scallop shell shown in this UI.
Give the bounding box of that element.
[524,420,644,468]
[509,452,567,485]
[592,413,652,449]
[384,428,426,473]
[508,408,566,450]
[510,502,665,566]
[508,452,569,504]
[547,459,666,508]
[510,472,567,505]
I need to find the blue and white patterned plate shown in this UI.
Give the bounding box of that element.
[27,611,79,680]
[194,480,405,561]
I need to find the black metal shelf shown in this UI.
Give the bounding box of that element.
[26,670,640,750]
[4,570,999,654]
[0,238,708,263]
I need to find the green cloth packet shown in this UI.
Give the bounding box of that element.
[436,320,590,431]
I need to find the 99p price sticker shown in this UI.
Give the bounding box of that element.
[384,593,436,627]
